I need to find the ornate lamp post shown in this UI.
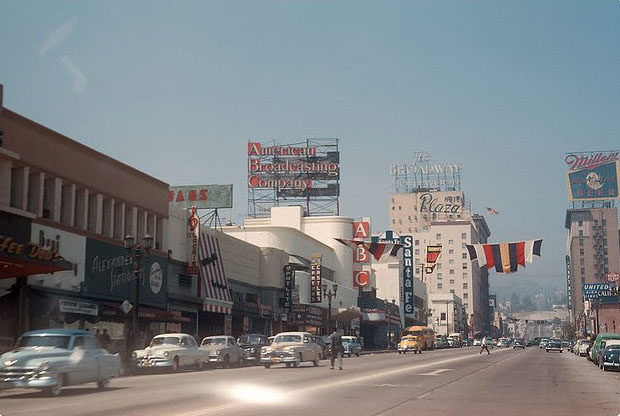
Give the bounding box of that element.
[323,283,338,333]
[124,233,153,352]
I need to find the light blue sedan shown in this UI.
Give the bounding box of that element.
[0,329,122,396]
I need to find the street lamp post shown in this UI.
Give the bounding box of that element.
[387,298,396,349]
[124,233,153,352]
[323,283,338,333]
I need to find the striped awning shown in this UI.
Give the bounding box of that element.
[198,231,233,315]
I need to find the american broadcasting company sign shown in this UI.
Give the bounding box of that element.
[247,141,340,194]
[565,151,620,201]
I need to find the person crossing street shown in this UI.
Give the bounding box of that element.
[329,328,344,370]
[480,336,490,355]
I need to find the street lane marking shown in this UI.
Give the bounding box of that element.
[176,348,513,416]
[417,392,431,399]
[417,368,453,376]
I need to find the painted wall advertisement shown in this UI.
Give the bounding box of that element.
[565,151,620,201]
[85,238,167,309]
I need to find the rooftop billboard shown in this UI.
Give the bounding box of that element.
[565,151,619,201]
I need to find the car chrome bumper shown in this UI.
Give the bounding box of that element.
[603,361,619,367]
[261,357,296,364]
[0,373,59,389]
[136,358,174,368]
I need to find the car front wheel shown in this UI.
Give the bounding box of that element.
[97,378,110,390]
[45,374,63,397]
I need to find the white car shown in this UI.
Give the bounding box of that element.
[133,333,208,371]
[578,341,590,356]
[200,336,246,368]
[473,338,482,346]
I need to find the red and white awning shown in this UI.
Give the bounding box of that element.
[198,231,233,315]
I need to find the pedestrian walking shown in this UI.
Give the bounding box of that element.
[479,337,490,355]
[329,328,343,370]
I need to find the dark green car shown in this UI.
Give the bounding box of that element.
[590,333,620,365]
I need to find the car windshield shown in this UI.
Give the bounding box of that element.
[202,338,227,346]
[273,335,302,344]
[605,345,620,351]
[150,337,180,347]
[238,335,263,345]
[16,336,71,349]
[341,337,355,343]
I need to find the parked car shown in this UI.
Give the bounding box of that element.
[133,333,208,371]
[591,333,620,365]
[596,339,620,369]
[341,336,362,357]
[260,332,321,368]
[472,338,482,347]
[434,336,449,349]
[200,335,246,368]
[578,340,591,357]
[237,334,269,365]
[312,335,329,359]
[0,329,121,396]
[485,337,495,349]
[497,338,509,348]
[546,339,563,353]
[513,338,526,349]
[462,338,473,347]
[398,335,422,354]
[599,342,620,371]
[539,338,550,349]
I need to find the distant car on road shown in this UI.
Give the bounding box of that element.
[398,335,422,354]
[513,339,526,349]
[0,329,121,396]
[341,336,362,357]
[539,338,550,349]
[546,339,563,353]
[473,338,482,347]
[578,340,590,357]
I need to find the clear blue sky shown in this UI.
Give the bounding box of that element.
[2,0,619,292]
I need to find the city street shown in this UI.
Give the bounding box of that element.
[1,347,618,416]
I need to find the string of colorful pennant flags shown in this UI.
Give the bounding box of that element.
[466,239,543,274]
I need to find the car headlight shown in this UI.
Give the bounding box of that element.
[36,361,51,373]
[164,351,170,357]
[249,348,255,354]
[215,350,221,355]
[132,351,138,358]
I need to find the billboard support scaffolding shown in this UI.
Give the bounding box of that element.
[248,138,340,217]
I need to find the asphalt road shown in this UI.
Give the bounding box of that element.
[1,346,619,416]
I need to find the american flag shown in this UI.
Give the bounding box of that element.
[486,207,499,215]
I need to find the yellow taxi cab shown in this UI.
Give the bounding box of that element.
[398,335,422,354]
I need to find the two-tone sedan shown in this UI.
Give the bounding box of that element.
[0,329,121,396]
[260,332,321,368]
[133,333,208,371]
